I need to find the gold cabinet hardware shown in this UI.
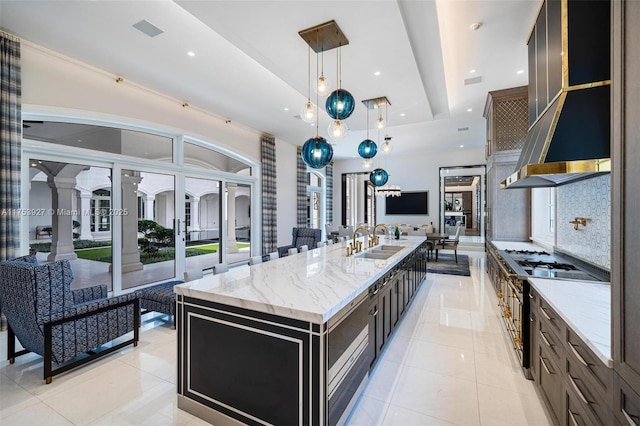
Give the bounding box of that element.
[504,307,511,318]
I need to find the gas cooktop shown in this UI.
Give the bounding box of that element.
[500,249,607,282]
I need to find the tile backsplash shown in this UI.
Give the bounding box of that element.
[556,175,611,270]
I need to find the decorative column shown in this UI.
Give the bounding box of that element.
[226,184,238,253]
[121,171,143,272]
[79,191,93,240]
[191,196,201,231]
[47,177,78,261]
[144,194,155,220]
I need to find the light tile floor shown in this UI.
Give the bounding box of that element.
[0,251,551,425]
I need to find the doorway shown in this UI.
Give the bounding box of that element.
[439,165,486,238]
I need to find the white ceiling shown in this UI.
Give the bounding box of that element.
[0,0,540,160]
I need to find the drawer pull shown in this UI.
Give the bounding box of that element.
[539,330,552,347]
[622,408,638,426]
[540,306,552,320]
[568,375,589,405]
[568,410,580,426]
[369,308,378,316]
[568,343,589,367]
[540,356,552,375]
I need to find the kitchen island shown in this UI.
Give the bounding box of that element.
[174,236,428,426]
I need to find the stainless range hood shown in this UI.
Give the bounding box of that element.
[502,0,611,189]
[502,84,611,189]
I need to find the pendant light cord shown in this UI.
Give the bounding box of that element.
[307,46,311,102]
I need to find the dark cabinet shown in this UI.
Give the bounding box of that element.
[368,245,427,370]
[532,286,616,426]
[527,0,609,126]
[538,343,564,424]
[483,86,530,243]
[535,2,548,117]
[368,282,381,369]
[529,289,538,380]
[612,0,640,406]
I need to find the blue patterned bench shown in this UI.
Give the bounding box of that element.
[138,280,183,325]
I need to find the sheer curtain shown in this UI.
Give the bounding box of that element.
[0,31,21,330]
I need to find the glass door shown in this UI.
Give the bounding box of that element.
[184,176,222,274]
[120,169,176,290]
[225,182,251,265]
[28,158,114,291]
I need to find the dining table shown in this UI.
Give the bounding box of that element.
[426,233,449,261]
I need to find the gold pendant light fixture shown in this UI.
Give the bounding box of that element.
[299,20,354,142]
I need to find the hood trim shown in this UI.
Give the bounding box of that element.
[501,158,611,189]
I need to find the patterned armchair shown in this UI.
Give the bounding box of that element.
[277,227,322,257]
[0,258,140,384]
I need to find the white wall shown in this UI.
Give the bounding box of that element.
[333,148,486,229]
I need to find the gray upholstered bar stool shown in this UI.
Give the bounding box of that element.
[213,263,229,275]
[183,269,203,282]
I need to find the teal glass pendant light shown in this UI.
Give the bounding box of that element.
[370,168,389,186]
[358,139,377,158]
[302,136,333,169]
[326,88,355,120]
[358,106,377,159]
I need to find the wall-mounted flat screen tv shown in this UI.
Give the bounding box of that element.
[385,191,428,215]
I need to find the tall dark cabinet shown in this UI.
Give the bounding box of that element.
[612,0,640,423]
[484,86,530,242]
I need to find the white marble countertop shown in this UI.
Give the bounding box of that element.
[528,277,612,367]
[174,236,425,324]
[491,240,544,251]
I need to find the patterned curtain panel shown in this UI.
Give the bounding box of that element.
[296,147,307,227]
[261,135,277,255]
[326,162,334,225]
[0,32,21,330]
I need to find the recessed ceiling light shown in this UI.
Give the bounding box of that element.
[470,69,476,74]
[400,113,406,117]
[77,139,82,142]
[517,69,524,74]
[467,108,472,112]
[284,107,289,111]
[374,71,381,76]
[460,145,465,148]
[187,51,195,57]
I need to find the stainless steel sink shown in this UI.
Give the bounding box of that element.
[378,245,404,252]
[357,251,394,260]
[355,245,403,259]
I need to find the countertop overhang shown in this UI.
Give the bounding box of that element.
[174,236,426,324]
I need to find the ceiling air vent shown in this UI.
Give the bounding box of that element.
[132,20,164,38]
[464,76,482,85]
